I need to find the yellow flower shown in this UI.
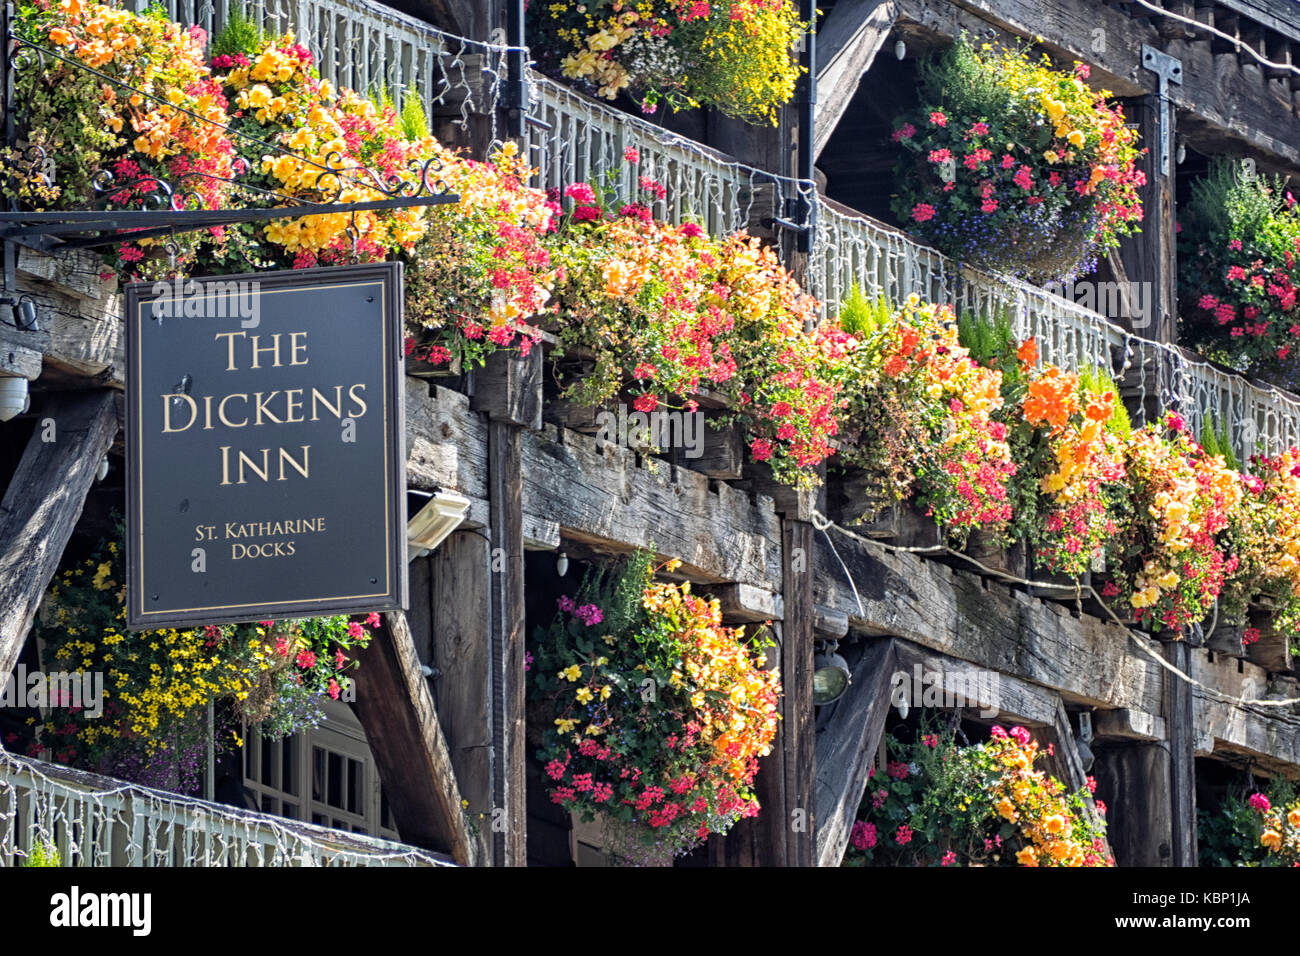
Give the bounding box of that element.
[559,664,582,682]
[1044,814,1067,835]
[1067,130,1085,148]
[575,687,594,704]
[1016,847,1039,866]
[554,717,579,734]
[995,797,1018,821]
[1288,808,1300,829]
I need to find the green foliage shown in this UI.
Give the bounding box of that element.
[1186,159,1288,240]
[1199,778,1298,867]
[210,10,262,58]
[1078,364,1132,439]
[1198,416,1241,472]
[836,286,893,339]
[24,841,60,867]
[399,94,430,141]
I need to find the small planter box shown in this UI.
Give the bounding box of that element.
[671,416,745,479]
[746,459,825,521]
[1205,622,1247,657]
[962,529,1027,579]
[1025,547,1090,603]
[828,469,939,547]
[1245,601,1295,674]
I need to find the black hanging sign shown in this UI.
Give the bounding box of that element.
[125,262,407,628]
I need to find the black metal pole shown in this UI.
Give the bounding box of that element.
[506,0,525,140]
[3,1,16,296]
[796,0,816,254]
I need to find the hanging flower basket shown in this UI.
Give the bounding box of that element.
[890,35,1144,284]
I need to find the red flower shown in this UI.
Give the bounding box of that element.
[911,203,936,223]
[632,393,658,413]
[929,111,947,127]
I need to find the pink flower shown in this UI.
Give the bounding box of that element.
[911,203,936,223]
[1249,792,1270,811]
[1009,726,1031,745]
[623,146,640,164]
[751,438,773,461]
[941,850,957,866]
[1198,294,1219,310]
[328,679,341,700]
[892,122,916,142]
[680,222,704,238]
[1087,775,1097,794]
[564,182,596,204]
[929,111,947,127]
[895,824,913,845]
[980,199,999,214]
[990,725,1007,739]
[927,148,952,164]
[347,621,364,639]
[1228,238,1243,251]
[1227,265,1248,281]
[886,760,909,780]
[922,733,939,749]
[575,603,604,626]
[850,820,877,850]
[295,650,317,670]
[365,612,381,628]
[572,204,602,222]
[633,393,658,413]
[1244,627,1261,646]
[1166,412,1186,433]
[969,121,989,135]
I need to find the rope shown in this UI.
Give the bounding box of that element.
[811,508,1300,711]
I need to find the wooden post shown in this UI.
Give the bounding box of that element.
[1164,639,1198,866]
[1091,740,1174,866]
[473,346,541,867]
[350,610,478,866]
[814,638,898,866]
[780,518,816,866]
[1117,94,1177,344]
[0,390,116,680]
[429,530,495,864]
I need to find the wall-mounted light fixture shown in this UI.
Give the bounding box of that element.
[894,39,907,60]
[0,376,29,423]
[813,640,852,705]
[407,490,471,561]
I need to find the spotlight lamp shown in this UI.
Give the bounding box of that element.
[812,640,852,705]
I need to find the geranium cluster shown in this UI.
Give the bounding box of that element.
[891,35,1144,283]
[843,723,1111,867]
[1016,349,1128,576]
[1219,448,1300,637]
[529,551,781,862]
[1179,160,1300,381]
[838,296,1015,545]
[1111,412,1242,631]
[2,0,236,275]
[1199,782,1300,866]
[548,166,845,487]
[208,32,438,268]
[27,534,375,795]
[527,0,807,125]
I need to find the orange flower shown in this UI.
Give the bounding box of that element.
[48,27,74,46]
[1017,336,1039,368]
[1016,846,1039,866]
[1044,814,1067,835]
[1262,829,1283,850]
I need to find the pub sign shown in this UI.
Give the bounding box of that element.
[125,262,408,628]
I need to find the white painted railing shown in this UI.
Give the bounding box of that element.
[0,748,450,867]
[161,0,1300,461]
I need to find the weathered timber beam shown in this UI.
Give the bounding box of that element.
[1165,640,1198,866]
[894,639,1063,724]
[405,378,784,588]
[812,529,1167,713]
[350,609,478,866]
[0,390,117,680]
[780,519,816,866]
[814,637,897,867]
[429,531,494,864]
[16,248,122,387]
[896,0,1300,166]
[815,0,900,158]
[0,321,47,380]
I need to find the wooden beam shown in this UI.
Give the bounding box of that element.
[344,609,479,866]
[815,0,900,158]
[1116,95,1177,343]
[1165,639,1198,866]
[780,519,816,866]
[429,531,494,864]
[814,637,897,867]
[1092,738,1175,865]
[0,390,116,679]
[487,419,527,867]
[0,322,47,380]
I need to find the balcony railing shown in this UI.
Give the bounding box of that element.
[160,0,1300,462]
[0,748,450,867]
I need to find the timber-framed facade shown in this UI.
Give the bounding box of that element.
[1,0,1300,869]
